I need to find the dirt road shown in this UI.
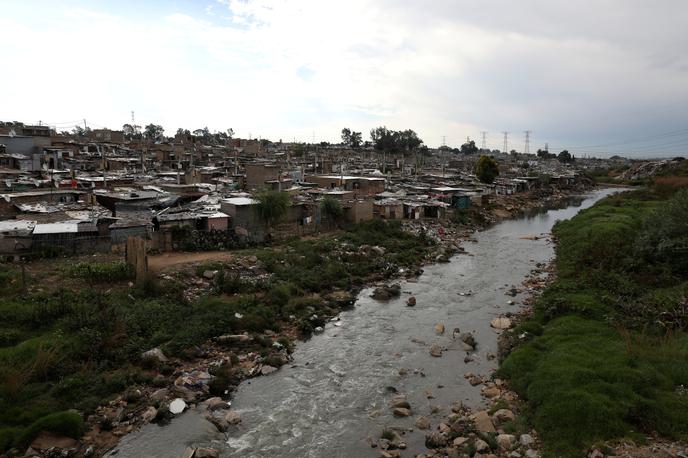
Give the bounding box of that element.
[148,251,234,272]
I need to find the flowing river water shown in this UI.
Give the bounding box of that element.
[108,188,619,458]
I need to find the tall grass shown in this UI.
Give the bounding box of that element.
[500,187,688,457]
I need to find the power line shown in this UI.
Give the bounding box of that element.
[565,128,688,150]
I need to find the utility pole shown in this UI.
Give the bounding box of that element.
[84,119,87,130]
[502,132,509,154]
[524,130,531,155]
[102,145,107,189]
[481,131,487,150]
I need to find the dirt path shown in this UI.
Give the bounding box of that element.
[148,251,234,272]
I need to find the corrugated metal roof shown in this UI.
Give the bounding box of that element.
[33,220,96,234]
[222,197,258,206]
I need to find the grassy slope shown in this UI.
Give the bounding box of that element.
[0,219,431,452]
[499,188,688,457]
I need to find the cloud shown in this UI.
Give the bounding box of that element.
[1,0,687,156]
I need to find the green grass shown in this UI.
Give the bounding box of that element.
[499,187,688,457]
[67,261,134,282]
[14,411,85,449]
[0,218,432,452]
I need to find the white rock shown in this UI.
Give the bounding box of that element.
[520,434,535,446]
[169,398,187,414]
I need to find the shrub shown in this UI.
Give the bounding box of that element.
[635,188,688,275]
[0,427,20,452]
[255,189,290,229]
[67,261,133,283]
[15,411,85,449]
[320,196,344,227]
[500,189,688,457]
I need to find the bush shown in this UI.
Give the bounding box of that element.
[0,427,20,451]
[500,189,688,457]
[635,188,688,275]
[320,196,344,226]
[67,261,133,283]
[14,411,84,449]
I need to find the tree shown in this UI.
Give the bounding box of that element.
[72,125,91,137]
[341,128,363,148]
[193,127,212,144]
[341,128,352,146]
[123,123,141,141]
[370,126,423,153]
[320,195,344,228]
[255,189,290,230]
[475,155,500,184]
[176,128,191,136]
[350,131,362,148]
[558,150,573,163]
[370,126,396,152]
[144,124,164,142]
[460,140,479,155]
[397,129,422,152]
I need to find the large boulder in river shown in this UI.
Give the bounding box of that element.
[393,407,412,417]
[371,284,401,301]
[194,448,220,458]
[390,396,410,409]
[491,316,512,330]
[224,410,241,425]
[429,344,443,357]
[459,332,477,349]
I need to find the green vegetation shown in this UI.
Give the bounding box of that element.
[67,261,134,282]
[499,187,688,457]
[475,155,499,184]
[255,189,291,229]
[320,195,344,227]
[0,218,431,452]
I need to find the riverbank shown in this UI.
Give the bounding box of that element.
[0,184,595,458]
[498,186,688,457]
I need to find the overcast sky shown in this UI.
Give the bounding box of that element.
[2,0,687,157]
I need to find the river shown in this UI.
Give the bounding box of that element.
[107,188,619,458]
